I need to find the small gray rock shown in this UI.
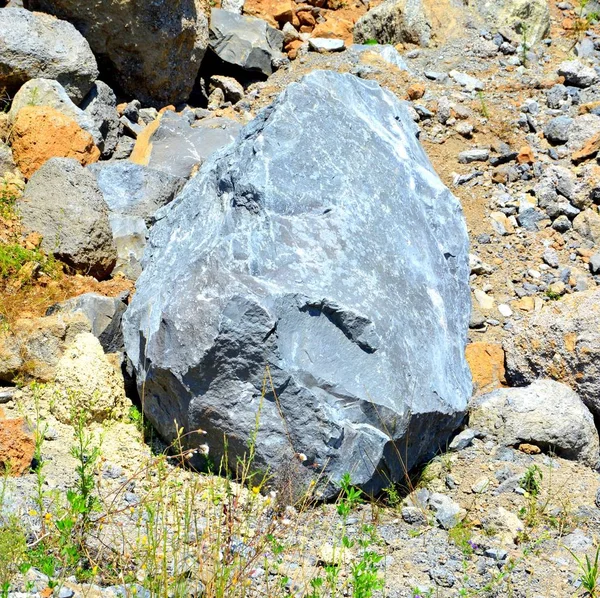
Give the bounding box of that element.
[81,81,120,158]
[309,38,345,53]
[544,116,573,145]
[458,148,490,164]
[558,60,599,88]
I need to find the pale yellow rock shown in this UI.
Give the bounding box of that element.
[49,332,130,424]
[474,289,495,310]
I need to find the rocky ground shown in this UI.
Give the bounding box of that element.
[2,0,600,596]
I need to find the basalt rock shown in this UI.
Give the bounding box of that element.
[123,71,472,497]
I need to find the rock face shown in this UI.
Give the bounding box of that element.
[469,380,599,467]
[123,71,472,496]
[17,158,116,278]
[353,0,431,47]
[469,0,550,44]
[0,7,98,103]
[11,106,100,178]
[208,9,285,77]
[130,112,241,179]
[89,161,185,278]
[25,0,209,107]
[504,289,600,417]
[50,332,129,424]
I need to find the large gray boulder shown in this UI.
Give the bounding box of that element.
[0,7,98,103]
[8,78,102,146]
[25,0,209,107]
[18,158,116,279]
[130,112,242,179]
[88,161,185,279]
[123,71,472,496]
[208,9,285,77]
[80,81,120,158]
[353,0,431,47]
[468,0,550,45]
[504,290,600,418]
[469,380,599,467]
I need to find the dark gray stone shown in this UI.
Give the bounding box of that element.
[18,158,116,279]
[590,252,600,274]
[209,9,284,77]
[0,7,98,102]
[81,81,119,158]
[46,292,128,353]
[544,116,573,145]
[123,71,472,496]
[26,0,209,107]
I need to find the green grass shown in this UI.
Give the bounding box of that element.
[0,243,59,281]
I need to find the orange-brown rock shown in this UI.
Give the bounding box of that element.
[244,0,294,25]
[518,443,541,455]
[285,40,304,59]
[297,9,316,27]
[516,145,534,164]
[0,415,34,476]
[312,15,354,40]
[572,132,600,164]
[407,83,426,100]
[466,342,506,394]
[11,106,100,179]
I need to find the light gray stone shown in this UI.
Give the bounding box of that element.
[449,70,485,91]
[46,292,128,354]
[209,75,244,103]
[558,60,599,88]
[123,71,472,497]
[26,0,209,107]
[134,112,241,179]
[18,158,116,279]
[470,380,599,466]
[0,7,97,103]
[429,493,465,529]
[458,149,489,164]
[208,9,285,77]
[353,0,431,47]
[88,161,185,279]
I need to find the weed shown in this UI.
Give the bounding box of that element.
[448,520,476,557]
[546,289,562,301]
[570,0,600,51]
[337,473,363,517]
[566,544,600,597]
[477,91,490,119]
[364,38,378,45]
[0,516,27,596]
[521,465,543,497]
[519,23,529,67]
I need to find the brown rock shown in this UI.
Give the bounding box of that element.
[11,106,100,178]
[407,83,426,101]
[0,416,34,476]
[312,16,354,40]
[518,443,541,455]
[297,10,316,27]
[286,39,304,59]
[466,342,506,394]
[516,145,534,164]
[244,0,294,25]
[572,132,600,164]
